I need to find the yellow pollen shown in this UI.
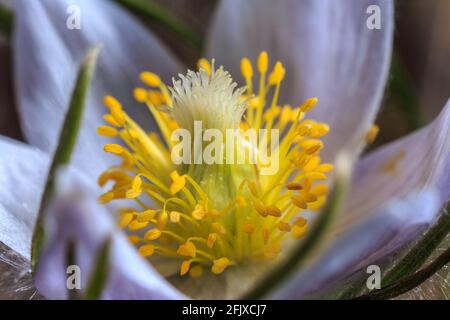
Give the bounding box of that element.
[129,220,149,231]
[318,164,334,172]
[97,125,118,138]
[268,61,285,84]
[177,241,196,258]
[169,211,181,223]
[212,222,226,235]
[157,210,169,229]
[128,235,141,245]
[286,182,303,190]
[103,96,126,127]
[300,97,318,112]
[126,175,142,199]
[207,233,217,248]
[380,149,406,176]
[301,139,324,154]
[292,224,308,239]
[197,58,212,75]
[138,244,155,257]
[311,123,330,138]
[170,171,186,194]
[140,71,161,87]
[189,265,203,277]
[103,114,120,127]
[310,184,328,196]
[242,223,255,234]
[103,95,122,110]
[98,51,333,278]
[211,257,232,274]
[133,88,148,103]
[366,124,380,144]
[104,143,123,155]
[180,260,192,276]
[236,196,247,207]
[192,204,207,220]
[291,195,307,209]
[144,229,162,241]
[98,191,114,204]
[240,57,253,79]
[278,222,291,232]
[119,212,134,228]
[264,244,281,260]
[257,51,269,73]
[137,209,157,222]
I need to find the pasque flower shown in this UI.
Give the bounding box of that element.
[98,55,332,279]
[0,0,449,299]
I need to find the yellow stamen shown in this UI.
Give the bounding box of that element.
[268,61,285,84]
[257,51,268,74]
[197,58,212,75]
[104,143,124,155]
[129,220,149,231]
[126,175,142,199]
[119,212,134,228]
[180,260,192,276]
[103,114,120,127]
[98,51,333,278]
[211,257,232,274]
[103,96,125,126]
[137,209,157,222]
[97,125,118,138]
[138,244,155,257]
[207,233,217,248]
[366,124,380,144]
[169,211,181,223]
[133,88,148,103]
[170,171,186,194]
[177,241,196,258]
[140,71,161,87]
[189,265,203,277]
[144,229,162,241]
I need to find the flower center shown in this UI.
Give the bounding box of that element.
[97,52,333,277]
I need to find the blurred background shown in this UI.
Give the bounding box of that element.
[0,0,449,299]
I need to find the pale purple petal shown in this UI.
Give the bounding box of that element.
[34,170,186,300]
[339,98,450,230]
[0,135,43,299]
[0,136,47,259]
[273,190,440,299]
[13,0,183,179]
[206,0,393,160]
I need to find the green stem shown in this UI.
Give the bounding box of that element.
[382,203,450,287]
[112,0,203,52]
[242,154,351,299]
[355,246,450,300]
[31,45,102,272]
[84,236,112,300]
[338,201,450,299]
[0,4,13,39]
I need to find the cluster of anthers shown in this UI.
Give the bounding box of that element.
[97,51,333,277]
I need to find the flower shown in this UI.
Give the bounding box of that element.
[1,0,449,299]
[97,55,332,278]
